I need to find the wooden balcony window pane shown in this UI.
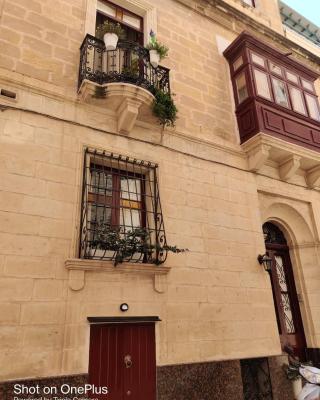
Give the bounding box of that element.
[123,12,141,30]
[233,56,243,71]
[272,78,289,108]
[302,79,314,92]
[97,0,116,18]
[254,69,271,100]
[251,52,265,68]
[269,62,282,76]
[236,73,248,104]
[289,86,306,115]
[306,94,320,121]
[286,71,299,84]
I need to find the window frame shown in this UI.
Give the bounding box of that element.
[88,163,146,230]
[252,66,273,102]
[247,50,320,121]
[79,148,168,264]
[96,0,144,44]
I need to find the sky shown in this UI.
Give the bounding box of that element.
[281,0,320,27]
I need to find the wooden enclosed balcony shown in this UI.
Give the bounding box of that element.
[224,32,320,186]
[78,34,170,134]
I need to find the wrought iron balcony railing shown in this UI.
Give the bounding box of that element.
[78,34,170,95]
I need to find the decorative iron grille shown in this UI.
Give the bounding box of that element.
[241,358,273,400]
[79,148,168,264]
[78,34,170,94]
[263,222,287,245]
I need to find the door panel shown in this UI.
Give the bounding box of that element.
[263,223,306,360]
[89,323,156,400]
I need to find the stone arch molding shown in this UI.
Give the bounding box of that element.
[261,200,317,347]
[261,201,315,247]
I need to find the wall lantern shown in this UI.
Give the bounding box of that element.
[120,303,129,312]
[257,254,272,272]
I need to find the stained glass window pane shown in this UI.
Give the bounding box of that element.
[254,69,271,100]
[269,62,282,76]
[289,86,306,115]
[236,73,249,104]
[286,71,299,84]
[306,94,320,121]
[233,56,243,71]
[302,79,314,92]
[272,78,289,108]
[251,53,265,67]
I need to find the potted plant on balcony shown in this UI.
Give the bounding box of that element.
[96,20,125,51]
[146,30,169,68]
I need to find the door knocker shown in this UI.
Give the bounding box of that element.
[124,354,133,368]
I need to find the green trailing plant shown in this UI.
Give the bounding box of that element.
[152,88,178,127]
[146,30,169,60]
[92,223,187,266]
[96,21,125,40]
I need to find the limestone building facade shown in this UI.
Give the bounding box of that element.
[0,0,320,399]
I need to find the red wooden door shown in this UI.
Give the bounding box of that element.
[263,223,306,360]
[88,323,156,400]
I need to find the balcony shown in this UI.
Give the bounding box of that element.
[224,32,320,187]
[78,34,170,134]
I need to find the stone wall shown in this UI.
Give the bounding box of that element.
[0,0,320,384]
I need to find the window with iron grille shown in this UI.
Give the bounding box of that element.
[79,148,168,264]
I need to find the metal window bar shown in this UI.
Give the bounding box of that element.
[78,34,170,94]
[79,148,168,264]
[241,358,273,400]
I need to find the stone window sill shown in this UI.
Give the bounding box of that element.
[65,258,171,293]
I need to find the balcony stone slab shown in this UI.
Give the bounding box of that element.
[65,258,171,293]
[78,80,154,134]
[242,133,320,188]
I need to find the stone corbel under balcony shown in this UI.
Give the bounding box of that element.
[65,258,171,293]
[78,80,154,134]
[242,133,320,188]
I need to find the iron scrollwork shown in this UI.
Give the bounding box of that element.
[78,34,170,94]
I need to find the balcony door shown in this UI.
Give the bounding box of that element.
[96,0,143,45]
[263,222,306,360]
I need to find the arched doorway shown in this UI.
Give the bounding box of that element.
[263,222,306,360]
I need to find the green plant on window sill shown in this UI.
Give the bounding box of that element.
[91,223,187,266]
